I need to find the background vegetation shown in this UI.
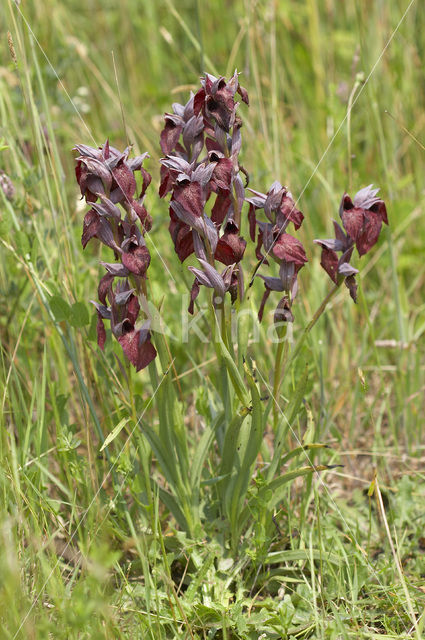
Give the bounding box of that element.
[0,0,424,637]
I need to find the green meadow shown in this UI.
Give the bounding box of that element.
[1,0,424,638]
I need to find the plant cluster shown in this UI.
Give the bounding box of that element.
[159,72,249,311]
[75,71,388,375]
[73,71,388,547]
[74,141,156,371]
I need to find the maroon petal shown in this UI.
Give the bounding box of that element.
[205,137,223,154]
[76,162,103,202]
[355,212,383,256]
[255,229,266,263]
[75,160,84,189]
[272,234,307,266]
[173,181,204,219]
[160,119,183,155]
[258,287,271,322]
[248,203,257,242]
[193,88,206,116]
[111,161,137,203]
[176,229,195,262]
[126,294,140,326]
[341,207,365,242]
[237,84,249,105]
[339,193,354,217]
[320,247,339,283]
[279,195,304,230]
[211,192,232,226]
[98,273,114,305]
[159,164,175,198]
[344,275,358,303]
[206,92,233,132]
[140,167,152,198]
[370,199,388,225]
[211,157,233,191]
[169,213,194,262]
[215,232,246,266]
[188,279,200,315]
[118,329,157,371]
[122,245,151,276]
[81,209,101,248]
[131,200,152,232]
[96,313,107,350]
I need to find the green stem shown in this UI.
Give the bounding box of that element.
[272,324,288,428]
[278,282,342,395]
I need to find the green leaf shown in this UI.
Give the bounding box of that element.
[49,295,71,322]
[266,548,341,566]
[263,465,331,510]
[69,301,90,327]
[219,412,248,482]
[225,363,264,541]
[100,417,130,452]
[266,365,309,482]
[280,443,328,466]
[15,230,31,256]
[157,486,188,531]
[191,411,224,492]
[100,418,130,451]
[0,209,13,236]
[215,333,249,406]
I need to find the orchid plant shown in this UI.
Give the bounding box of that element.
[74,71,388,550]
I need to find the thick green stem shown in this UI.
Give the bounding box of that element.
[277,282,342,397]
[272,324,288,428]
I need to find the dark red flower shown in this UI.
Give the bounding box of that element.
[172,180,204,219]
[272,233,307,267]
[215,223,247,265]
[169,208,195,262]
[209,155,233,192]
[161,115,183,155]
[340,185,388,256]
[193,71,249,133]
[121,243,151,277]
[315,222,359,302]
[211,192,232,226]
[118,326,157,372]
[246,182,304,233]
[75,141,157,371]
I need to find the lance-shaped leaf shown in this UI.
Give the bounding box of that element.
[161,156,192,174]
[202,215,219,255]
[91,197,121,221]
[73,144,103,159]
[91,301,112,320]
[170,200,205,234]
[126,152,149,172]
[100,262,130,277]
[188,259,226,298]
